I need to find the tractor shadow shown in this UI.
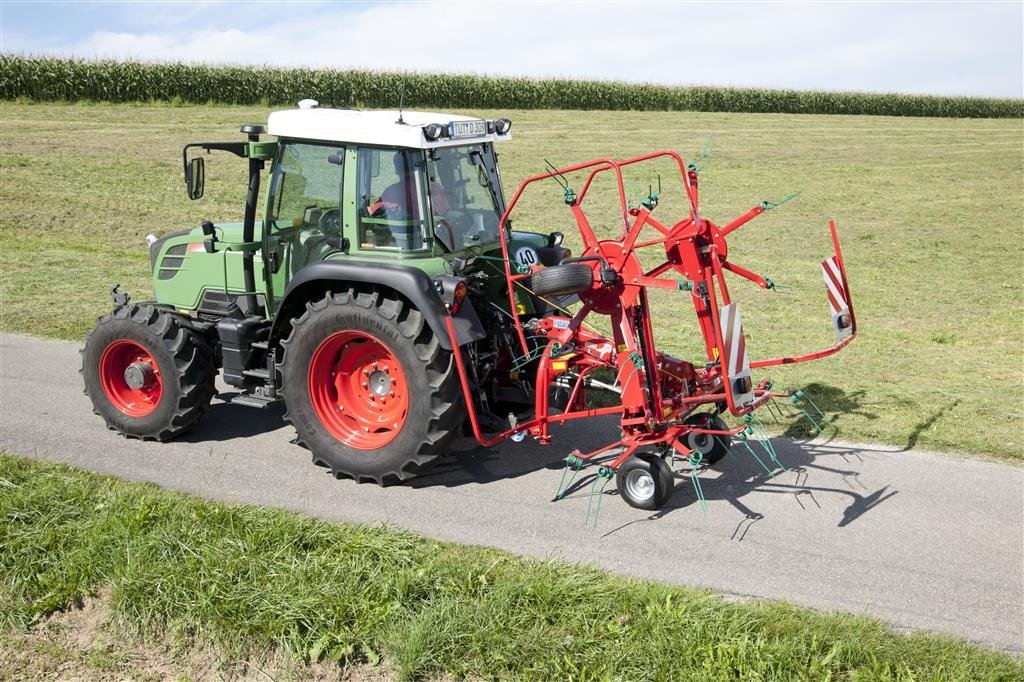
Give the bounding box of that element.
[177,391,289,442]
[411,419,619,489]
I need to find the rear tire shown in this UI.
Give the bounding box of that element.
[279,288,464,484]
[81,304,216,440]
[616,453,674,510]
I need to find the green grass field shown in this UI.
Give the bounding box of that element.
[0,101,1021,459]
[2,454,1020,681]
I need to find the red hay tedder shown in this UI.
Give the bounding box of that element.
[446,150,857,512]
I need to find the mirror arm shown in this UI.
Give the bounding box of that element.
[180,141,248,180]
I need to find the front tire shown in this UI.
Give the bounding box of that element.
[81,304,216,440]
[279,288,464,484]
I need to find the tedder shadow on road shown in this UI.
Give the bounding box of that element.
[417,414,899,536]
[179,386,899,538]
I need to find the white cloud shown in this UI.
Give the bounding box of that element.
[5,1,1022,97]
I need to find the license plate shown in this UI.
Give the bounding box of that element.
[449,120,486,139]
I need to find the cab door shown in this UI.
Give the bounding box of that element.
[262,140,346,314]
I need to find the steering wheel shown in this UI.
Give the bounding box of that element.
[318,208,341,235]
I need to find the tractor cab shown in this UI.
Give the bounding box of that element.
[264,104,510,259]
[170,102,515,322]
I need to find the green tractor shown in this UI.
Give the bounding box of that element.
[82,101,571,484]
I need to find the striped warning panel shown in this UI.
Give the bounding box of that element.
[821,256,848,315]
[821,255,853,342]
[719,303,748,377]
[719,302,755,406]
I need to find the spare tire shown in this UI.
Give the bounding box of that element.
[529,263,593,297]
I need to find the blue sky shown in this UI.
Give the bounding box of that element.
[1,1,1021,97]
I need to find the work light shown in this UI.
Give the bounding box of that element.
[422,123,446,140]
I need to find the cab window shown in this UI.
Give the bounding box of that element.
[355,147,432,252]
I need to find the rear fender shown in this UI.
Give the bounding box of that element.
[270,260,485,350]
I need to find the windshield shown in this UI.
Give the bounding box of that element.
[426,144,504,252]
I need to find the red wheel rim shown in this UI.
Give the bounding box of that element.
[99,340,163,417]
[308,330,409,449]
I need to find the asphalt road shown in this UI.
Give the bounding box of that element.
[1,333,1021,652]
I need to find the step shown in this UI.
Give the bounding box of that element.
[242,367,273,380]
[231,393,280,409]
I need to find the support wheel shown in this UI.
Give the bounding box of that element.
[81,304,216,440]
[279,288,465,485]
[616,453,674,510]
[684,412,731,465]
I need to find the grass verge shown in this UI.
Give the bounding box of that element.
[0,101,1021,459]
[1,453,1019,680]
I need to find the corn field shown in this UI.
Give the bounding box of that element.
[1,55,1021,118]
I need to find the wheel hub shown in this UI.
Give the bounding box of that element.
[123,361,155,389]
[689,431,712,454]
[624,469,655,502]
[368,369,392,396]
[99,340,163,417]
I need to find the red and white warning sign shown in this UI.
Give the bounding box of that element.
[719,302,755,407]
[821,255,853,342]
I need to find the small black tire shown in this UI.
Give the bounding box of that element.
[279,288,465,485]
[615,453,675,510]
[81,304,217,441]
[683,412,731,465]
[529,263,593,297]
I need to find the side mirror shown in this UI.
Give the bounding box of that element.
[185,157,205,200]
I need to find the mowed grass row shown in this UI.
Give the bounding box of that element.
[1,102,1020,458]
[3,55,1022,118]
[1,454,1019,680]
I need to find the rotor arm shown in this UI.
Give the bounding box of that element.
[721,260,772,289]
[720,203,766,237]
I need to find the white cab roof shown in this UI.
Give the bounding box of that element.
[266,105,511,149]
